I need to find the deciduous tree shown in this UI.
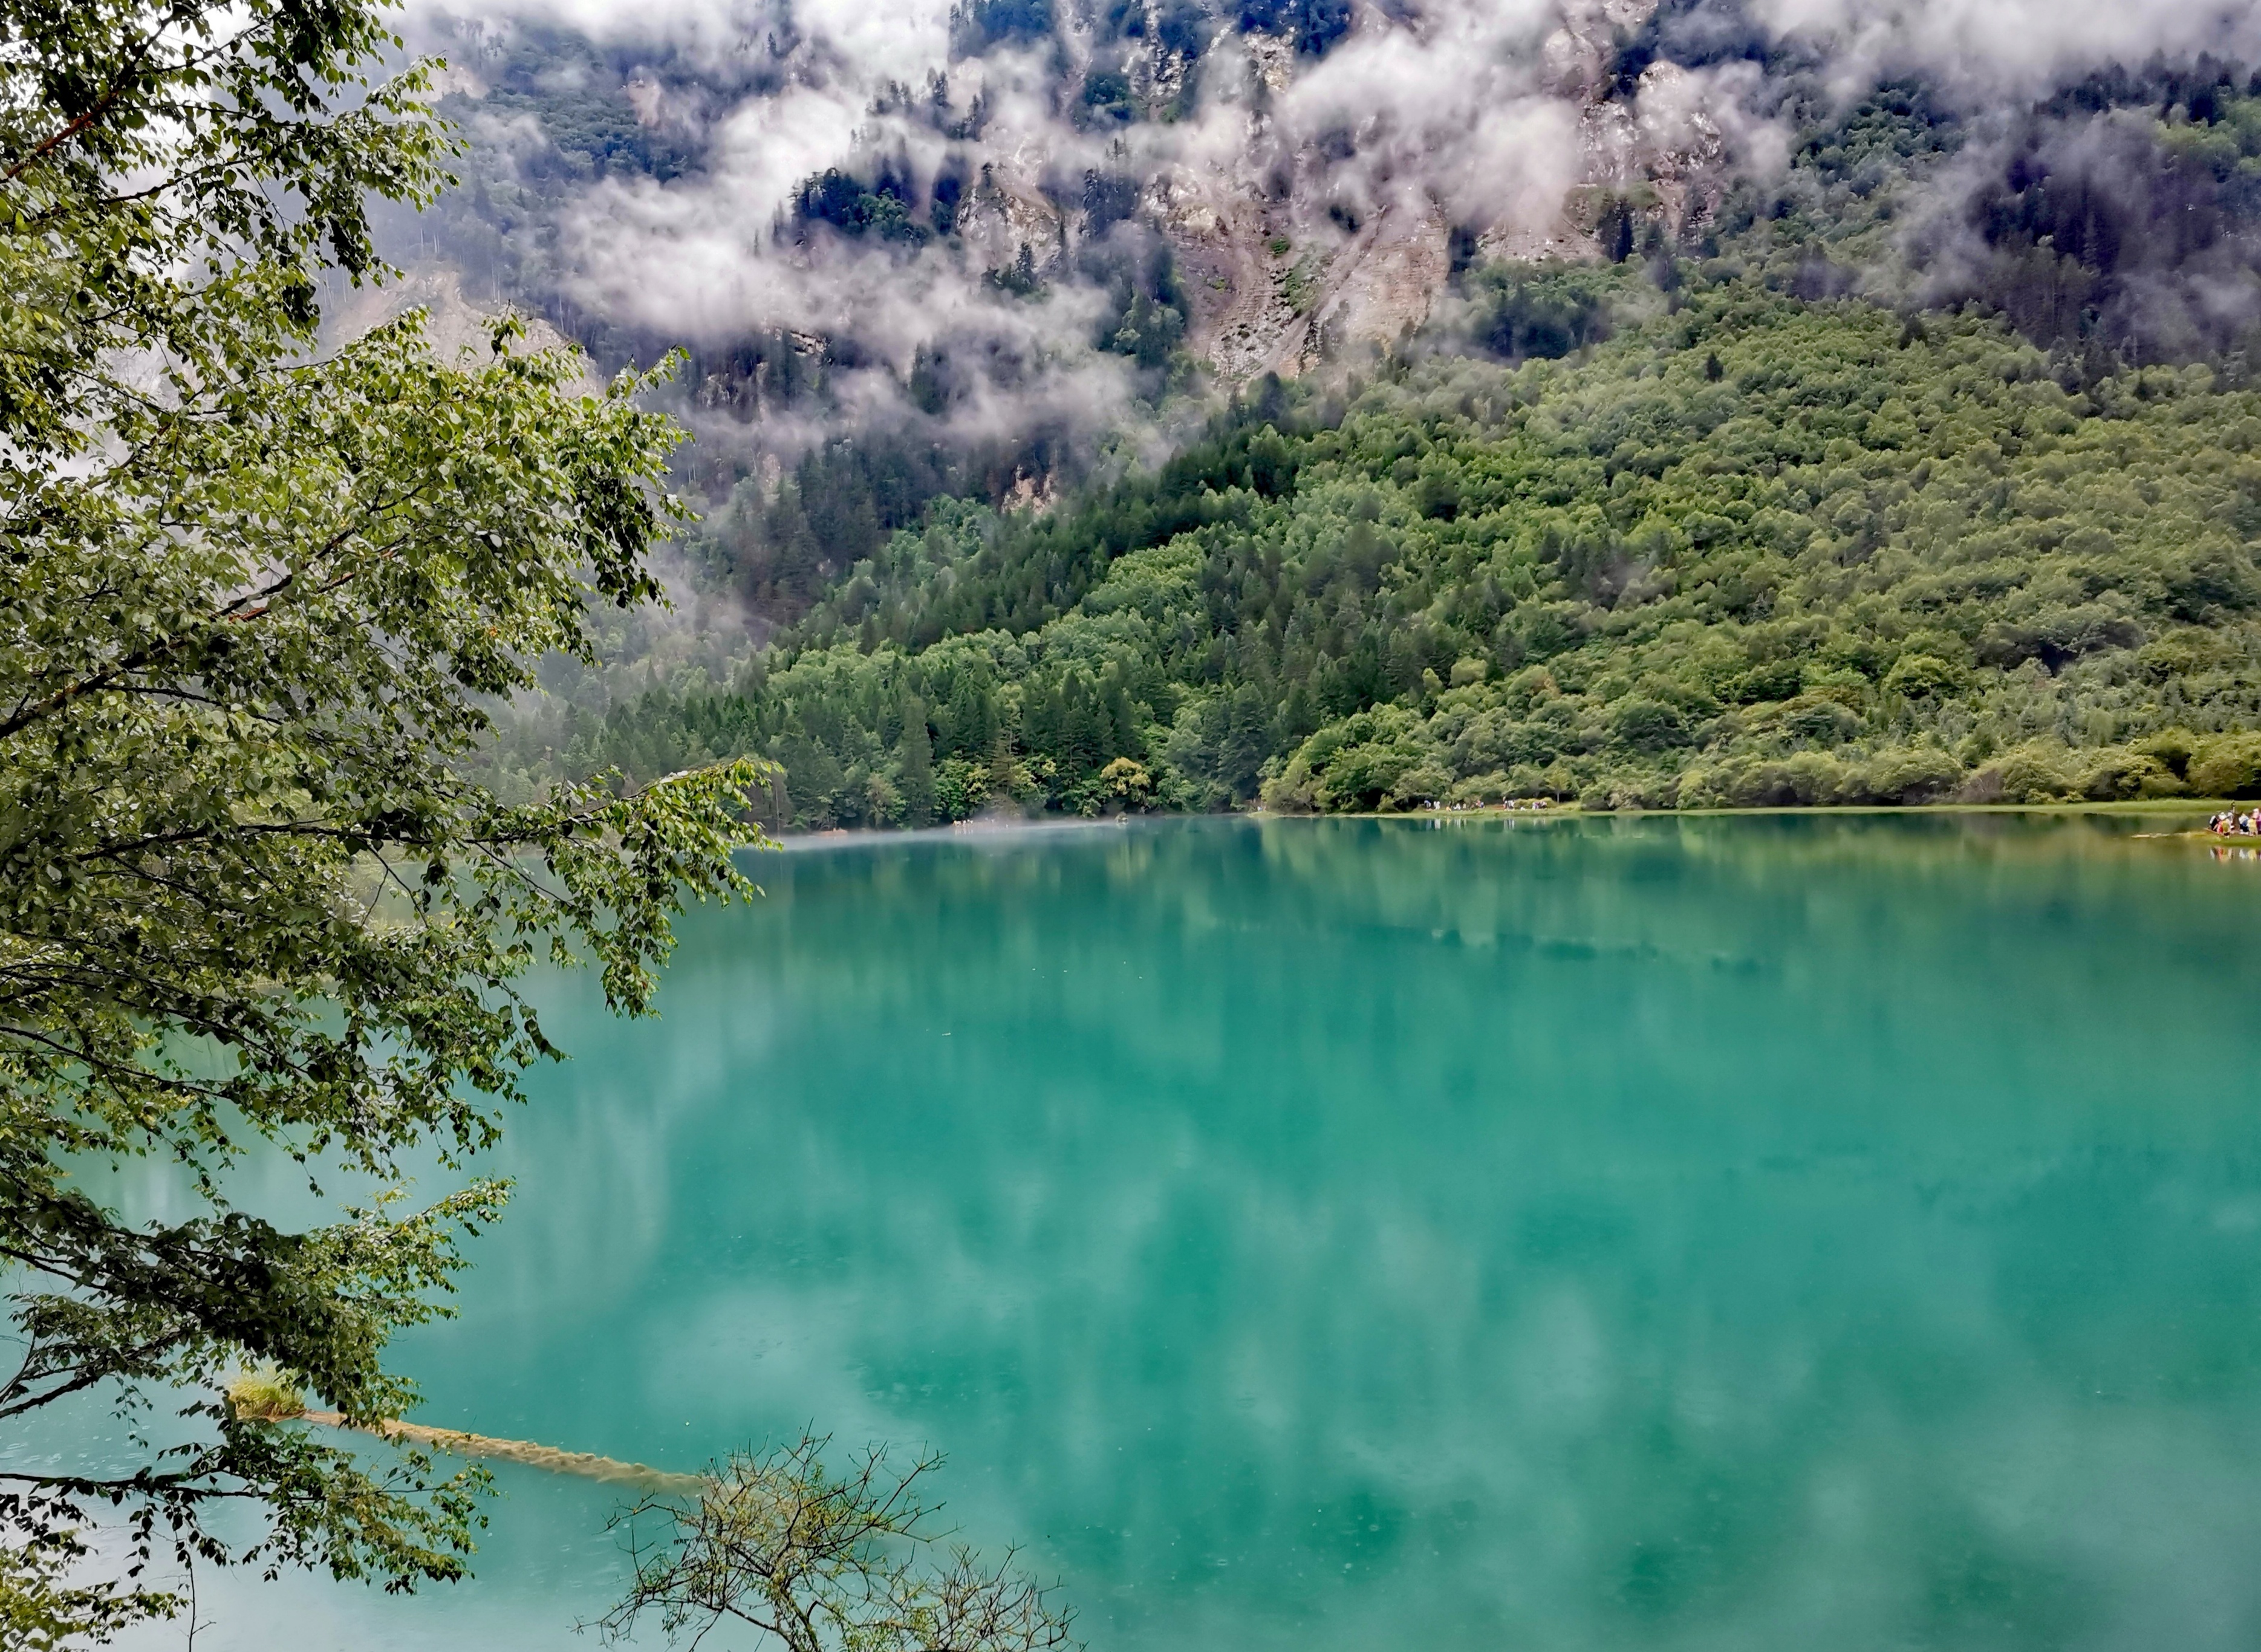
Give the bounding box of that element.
[0,0,763,1634]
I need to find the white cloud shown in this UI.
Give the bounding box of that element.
[404,0,2261,452]
[1748,0,2261,99]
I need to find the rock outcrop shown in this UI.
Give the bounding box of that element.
[943,0,1728,382]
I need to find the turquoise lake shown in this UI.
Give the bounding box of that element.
[83,813,2261,1648]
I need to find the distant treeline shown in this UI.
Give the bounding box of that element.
[477,283,2261,824]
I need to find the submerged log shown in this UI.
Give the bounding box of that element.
[299,1410,707,1496]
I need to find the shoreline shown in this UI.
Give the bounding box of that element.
[747,797,2245,847]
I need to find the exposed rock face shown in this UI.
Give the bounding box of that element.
[324,267,603,395]
[1299,198,1453,367]
[436,0,1743,417]
[1544,0,1662,100]
[940,0,1725,382]
[1151,159,1288,381]
[957,164,1067,279]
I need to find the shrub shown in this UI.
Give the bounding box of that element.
[2077,748,2185,800]
[2190,731,2261,798]
[1863,746,1964,804]
[1781,752,1855,805]
[1609,695,1691,752]
[2134,727,2202,779]
[226,1366,308,1423]
[1883,652,1964,699]
[1099,755,1154,808]
[1679,753,1850,808]
[1599,771,1679,810]
[1780,694,1864,745]
[1387,762,1455,808]
[1987,741,2079,803]
[1729,659,1804,703]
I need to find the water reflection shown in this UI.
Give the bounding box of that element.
[102,816,2261,1650]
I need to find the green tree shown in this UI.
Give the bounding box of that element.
[897,699,939,827]
[0,0,761,1636]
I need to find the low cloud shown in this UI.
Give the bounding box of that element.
[402,0,2261,480]
[1744,0,2261,100]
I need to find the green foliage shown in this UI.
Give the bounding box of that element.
[1079,67,1134,125]
[795,166,930,245]
[464,22,699,184]
[695,443,980,616]
[1460,261,1623,363]
[988,242,1044,296]
[0,0,761,1636]
[226,1366,310,1423]
[951,0,1055,53]
[2190,730,2261,798]
[1281,253,1322,317]
[597,1435,1077,1652]
[1691,62,2261,369]
[1093,244,1189,374]
[1,1532,156,1651]
[562,281,2261,823]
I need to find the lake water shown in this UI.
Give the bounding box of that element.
[83,813,2261,1649]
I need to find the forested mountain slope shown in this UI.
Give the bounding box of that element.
[485,281,2261,822]
[409,1,2261,614]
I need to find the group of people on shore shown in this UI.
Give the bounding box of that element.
[2207,810,2261,836]
[1417,798,1559,813]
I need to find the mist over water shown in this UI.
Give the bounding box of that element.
[103,815,2261,1650]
